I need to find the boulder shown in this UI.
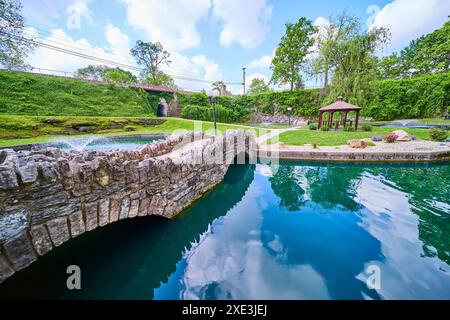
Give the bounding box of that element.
[347,139,368,148]
[391,130,412,141]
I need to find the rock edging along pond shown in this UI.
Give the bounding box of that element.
[0,130,257,283]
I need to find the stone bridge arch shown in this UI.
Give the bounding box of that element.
[0,131,257,284]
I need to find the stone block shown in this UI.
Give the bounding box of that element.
[68,211,85,237]
[31,199,81,225]
[0,210,28,243]
[33,191,70,209]
[46,217,70,247]
[109,199,121,223]
[128,199,139,218]
[119,197,130,220]
[13,156,38,184]
[0,252,15,284]
[3,232,37,271]
[98,199,110,226]
[138,197,150,216]
[0,165,18,190]
[85,202,98,231]
[30,224,53,256]
[38,161,59,182]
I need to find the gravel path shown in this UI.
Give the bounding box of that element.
[266,140,450,153]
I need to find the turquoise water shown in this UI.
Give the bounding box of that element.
[11,136,165,152]
[0,161,449,299]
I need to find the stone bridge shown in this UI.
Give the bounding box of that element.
[0,130,257,284]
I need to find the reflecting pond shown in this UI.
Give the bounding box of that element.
[0,161,449,299]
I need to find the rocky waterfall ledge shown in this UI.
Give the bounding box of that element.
[0,130,256,284]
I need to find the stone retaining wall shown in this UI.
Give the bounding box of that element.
[0,130,256,284]
[260,149,450,162]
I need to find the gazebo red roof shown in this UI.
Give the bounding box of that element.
[319,96,361,111]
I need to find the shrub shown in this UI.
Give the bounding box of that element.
[320,125,329,131]
[429,128,449,142]
[385,132,398,143]
[309,123,318,130]
[367,141,376,146]
[362,124,372,131]
[180,104,237,123]
[371,136,383,142]
[343,125,354,132]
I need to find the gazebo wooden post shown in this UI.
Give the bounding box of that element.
[318,111,323,129]
[343,111,348,127]
[355,110,360,131]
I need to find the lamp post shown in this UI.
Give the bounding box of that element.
[242,67,247,95]
[287,107,292,127]
[210,91,219,135]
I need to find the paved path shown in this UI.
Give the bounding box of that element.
[256,127,301,145]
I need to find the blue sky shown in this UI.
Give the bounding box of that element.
[21,0,450,93]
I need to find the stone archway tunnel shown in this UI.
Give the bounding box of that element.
[0,130,257,284]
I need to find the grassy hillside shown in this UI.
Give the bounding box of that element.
[0,71,153,116]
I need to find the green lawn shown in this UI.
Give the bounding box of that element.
[273,127,432,147]
[0,115,268,147]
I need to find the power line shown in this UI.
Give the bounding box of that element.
[21,25,242,85]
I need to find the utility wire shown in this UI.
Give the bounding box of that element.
[18,25,241,85]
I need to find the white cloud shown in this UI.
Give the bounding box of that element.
[368,0,450,50]
[212,0,273,48]
[105,24,132,62]
[248,53,273,69]
[26,25,133,73]
[66,0,92,30]
[163,53,225,93]
[247,72,269,85]
[120,0,210,50]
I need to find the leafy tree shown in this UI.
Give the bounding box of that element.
[103,68,137,85]
[309,14,360,88]
[326,16,390,106]
[377,17,450,79]
[130,40,171,80]
[74,65,110,81]
[0,0,36,69]
[248,77,271,94]
[377,53,402,79]
[271,17,317,91]
[147,70,177,89]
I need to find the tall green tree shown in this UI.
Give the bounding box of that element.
[0,0,36,69]
[326,16,390,106]
[148,70,177,89]
[376,53,402,79]
[103,68,137,85]
[74,65,110,81]
[248,77,271,94]
[377,17,450,79]
[271,18,317,91]
[309,14,359,88]
[130,40,172,81]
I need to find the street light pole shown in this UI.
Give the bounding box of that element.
[213,97,218,135]
[242,67,246,95]
[210,95,218,135]
[287,107,292,127]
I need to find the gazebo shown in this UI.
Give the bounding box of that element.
[318,96,362,130]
